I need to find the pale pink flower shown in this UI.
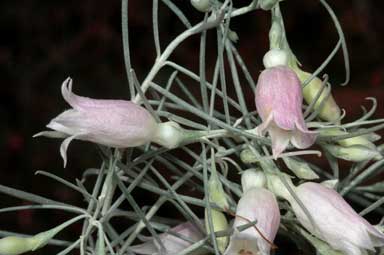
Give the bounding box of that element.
[130,222,207,255]
[290,182,384,255]
[224,187,280,255]
[255,66,316,158]
[34,77,157,166]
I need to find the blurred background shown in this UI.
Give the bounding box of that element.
[1,0,384,254]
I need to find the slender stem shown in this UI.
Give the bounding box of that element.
[133,10,225,103]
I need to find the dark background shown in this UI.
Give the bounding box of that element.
[1,1,384,254]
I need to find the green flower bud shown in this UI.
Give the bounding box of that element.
[266,173,295,200]
[292,68,341,123]
[207,175,229,210]
[205,209,229,253]
[240,149,258,164]
[0,215,85,255]
[320,128,383,160]
[321,128,377,149]
[205,162,229,253]
[241,169,266,192]
[323,144,381,162]
[0,236,34,255]
[228,29,239,43]
[190,0,211,12]
[282,157,319,180]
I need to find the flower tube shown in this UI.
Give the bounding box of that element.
[267,175,384,255]
[34,78,158,166]
[255,50,316,158]
[225,170,280,255]
[292,182,384,255]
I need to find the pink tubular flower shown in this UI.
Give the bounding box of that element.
[291,182,384,255]
[34,77,157,167]
[225,188,280,255]
[130,222,207,255]
[255,66,316,158]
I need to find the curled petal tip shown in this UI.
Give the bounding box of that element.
[60,134,83,168]
[61,77,74,106]
[32,132,44,138]
[33,131,68,139]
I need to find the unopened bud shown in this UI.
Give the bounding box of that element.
[205,167,229,253]
[0,236,33,255]
[190,0,211,12]
[241,169,266,192]
[293,68,341,123]
[282,157,319,180]
[240,149,258,163]
[205,209,229,253]
[320,128,379,150]
[207,175,229,210]
[323,144,381,162]
[228,29,239,43]
[266,173,295,200]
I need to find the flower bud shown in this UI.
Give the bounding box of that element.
[0,216,77,255]
[292,68,341,123]
[282,157,319,180]
[255,66,316,158]
[241,169,266,192]
[190,0,211,12]
[320,128,383,161]
[228,29,239,43]
[323,144,381,162]
[0,236,34,255]
[205,209,229,253]
[240,149,257,163]
[320,128,377,149]
[205,166,229,252]
[265,173,295,200]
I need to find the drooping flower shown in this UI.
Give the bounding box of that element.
[291,182,384,255]
[267,174,384,255]
[255,59,316,158]
[34,77,158,167]
[225,170,280,255]
[130,222,207,255]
